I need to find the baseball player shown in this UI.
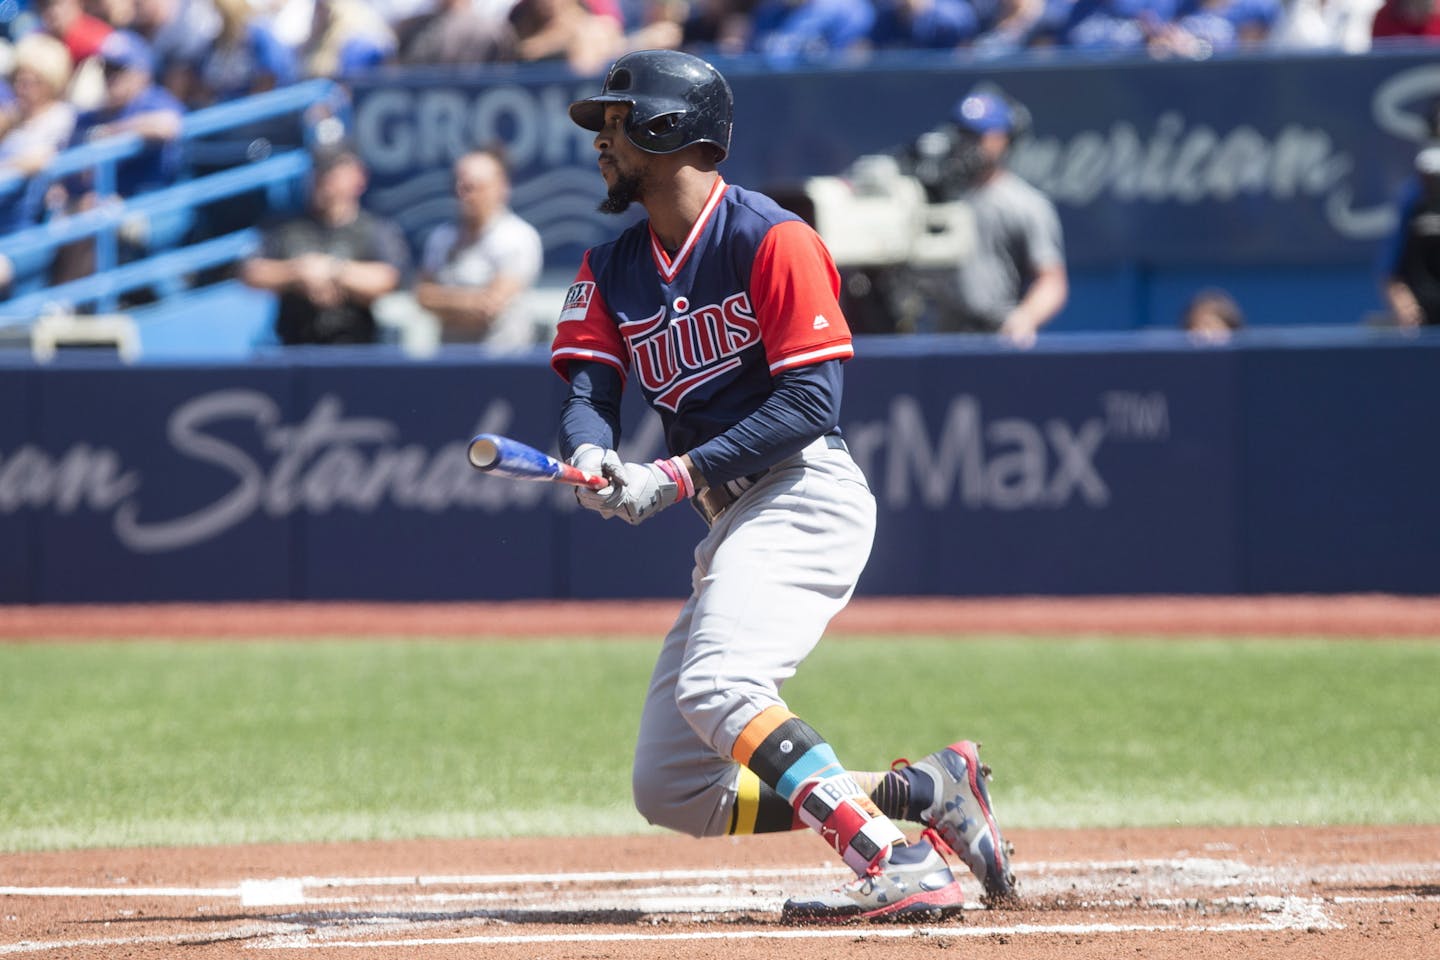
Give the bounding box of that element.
[551,49,1015,923]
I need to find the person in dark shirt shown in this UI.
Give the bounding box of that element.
[242,146,412,345]
[48,29,188,287]
[68,30,185,197]
[1383,144,1440,327]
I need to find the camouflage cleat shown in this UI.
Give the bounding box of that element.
[780,840,964,924]
[909,740,1017,904]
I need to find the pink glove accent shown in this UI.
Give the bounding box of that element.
[652,456,695,500]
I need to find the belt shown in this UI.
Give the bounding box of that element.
[692,435,849,526]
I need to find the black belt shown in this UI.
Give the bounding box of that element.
[693,435,849,526]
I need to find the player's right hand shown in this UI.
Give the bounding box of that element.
[570,444,626,517]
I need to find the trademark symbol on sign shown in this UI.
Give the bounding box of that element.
[1102,391,1170,441]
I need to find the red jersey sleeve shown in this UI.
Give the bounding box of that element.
[550,252,628,382]
[749,220,854,375]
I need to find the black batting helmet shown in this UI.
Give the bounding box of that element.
[569,50,733,161]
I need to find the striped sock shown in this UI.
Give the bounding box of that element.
[730,706,905,875]
[851,769,915,823]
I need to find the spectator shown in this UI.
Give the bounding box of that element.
[508,0,626,74]
[184,0,297,107]
[618,0,688,52]
[258,0,317,49]
[0,32,76,180]
[86,0,139,30]
[1149,0,1230,54]
[868,0,982,49]
[1371,0,1440,37]
[1149,0,1278,54]
[36,0,112,65]
[972,0,1049,52]
[300,0,395,80]
[374,148,545,353]
[0,31,75,293]
[0,78,16,143]
[131,0,221,101]
[241,145,412,345]
[1020,0,1081,47]
[1180,287,1245,341]
[915,88,1068,346]
[678,0,755,53]
[1268,0,1380,50]
[1,0,41,41]
[64,31,184,196]
[747,0,875,64]
[371,0,442,45]
[1380,144,1440,327]
[1057,0,1180,52]
[397,0,516,65]
[1229,0,1282,39]
[48,29,187,286]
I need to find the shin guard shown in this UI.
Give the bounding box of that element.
[731,707,905,876]
[792,774,907,875]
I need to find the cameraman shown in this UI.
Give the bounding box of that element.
[910,89,1068,347]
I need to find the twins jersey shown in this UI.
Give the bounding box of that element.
[551,178,854,455]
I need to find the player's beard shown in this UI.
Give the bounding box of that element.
[598,170,644,214]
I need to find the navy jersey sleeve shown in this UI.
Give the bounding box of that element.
[687,360,842,486]
[558,360,624,460]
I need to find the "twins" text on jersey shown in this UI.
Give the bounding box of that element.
[620,291,761,411]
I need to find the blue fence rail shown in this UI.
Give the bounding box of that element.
[0,79,346,323]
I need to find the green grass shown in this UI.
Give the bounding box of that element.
[1,636,1436,851]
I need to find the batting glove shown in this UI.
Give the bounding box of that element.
[609,457,696,525]
[570,444,626,517]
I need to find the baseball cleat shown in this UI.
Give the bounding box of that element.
[780,840,964,924]
[908,740,1017,904]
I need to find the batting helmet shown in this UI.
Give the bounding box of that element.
[569,50,733,161]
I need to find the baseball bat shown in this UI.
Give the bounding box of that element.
[466,433,609,490]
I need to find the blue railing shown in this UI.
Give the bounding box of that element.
[0,79,346,324]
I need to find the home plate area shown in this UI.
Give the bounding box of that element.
[3,826,1437,959]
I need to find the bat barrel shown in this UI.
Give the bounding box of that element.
[466,433,608,490]
[467,436,501,470]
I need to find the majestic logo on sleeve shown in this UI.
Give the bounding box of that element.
[620,292,761,411]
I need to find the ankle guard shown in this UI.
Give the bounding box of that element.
[793,774,907,875]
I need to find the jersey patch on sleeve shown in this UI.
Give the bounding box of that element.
[551,254,627,382]
[559,281,596,324]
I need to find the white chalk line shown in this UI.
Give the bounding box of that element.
[0,923,294,956]
[6,856,1438,903]
[12,855,1439,954]
[249,922,1305,950]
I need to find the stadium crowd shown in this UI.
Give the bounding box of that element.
[0,0,1435,122]
[0,0,1437,342]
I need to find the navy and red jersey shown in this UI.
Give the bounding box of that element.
[551,178,853,456]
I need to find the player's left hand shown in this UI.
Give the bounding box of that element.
[608,460,682,525]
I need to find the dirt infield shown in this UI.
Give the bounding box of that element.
[3,826,1437,959]
[3,593,1440,639]
[3,596,1437,958]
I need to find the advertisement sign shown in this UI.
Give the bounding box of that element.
[8,336,1436,603]
[350,52,1440,273]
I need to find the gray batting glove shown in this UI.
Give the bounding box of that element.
[570,444,626,517]
[612,461,680,526]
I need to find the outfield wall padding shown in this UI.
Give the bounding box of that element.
[2,331,1437,603]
